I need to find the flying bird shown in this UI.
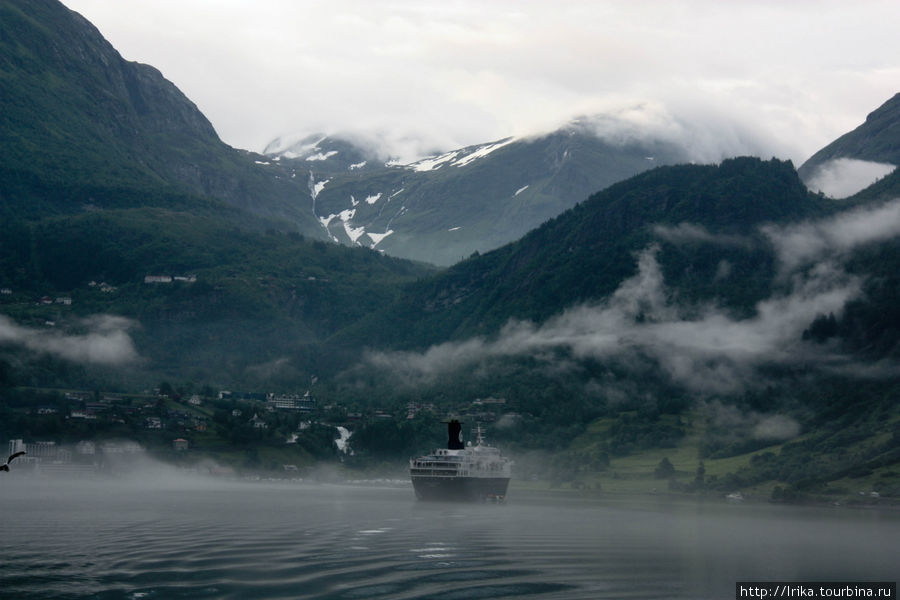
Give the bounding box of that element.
[0,450,26,471]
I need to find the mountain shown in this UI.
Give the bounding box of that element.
[800,93,900,173]
[0,0,322,235]
[263,133,385,175]
[326,154,900,496]
[266,119,693,265]
[798,93,900,198]
[3,1,899,496]
[0,0,432,390]
[338,156,826,350]
[798,94,900,360]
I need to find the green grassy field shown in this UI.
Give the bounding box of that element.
[513,409,900,507]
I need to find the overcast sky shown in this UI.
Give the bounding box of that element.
[62,0,900,164]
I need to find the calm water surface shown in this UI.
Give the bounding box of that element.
[1,474,897,599]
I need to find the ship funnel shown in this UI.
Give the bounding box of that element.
[446,419,464,450]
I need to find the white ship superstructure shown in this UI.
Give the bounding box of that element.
[409,420,511,501]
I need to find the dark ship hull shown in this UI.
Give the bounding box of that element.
[411,475,509,502]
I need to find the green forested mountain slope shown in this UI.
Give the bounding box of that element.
[0,0,432,389]
[323,155,900,497]
[0,0,323,235]
[0,206,433,389]
[340,157,830,351]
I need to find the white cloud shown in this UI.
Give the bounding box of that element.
[804,158,896,199]
[62,0,900,163]
[753,414,801,441]
[0,314,140,366]
[763,198,900,273]
[367,244,860,394]
[370,190,900,393]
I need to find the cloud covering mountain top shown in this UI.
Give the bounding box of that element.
[63,0,900,165]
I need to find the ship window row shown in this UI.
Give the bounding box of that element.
[410,469,460,477]
[412,460,505,470]
[413,461,458,469]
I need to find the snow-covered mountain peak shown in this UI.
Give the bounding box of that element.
[263,133,327,157]
[263,133,383,174]
[406,137,517,172]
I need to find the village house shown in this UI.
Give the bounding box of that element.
[27,440,58,459]
[472,397,507,407]
[8,439,25,457]
[143,275,172,284]
[100,441,143,455]
[69,410,97,420]
[266,391,316,412]
[406,402,435,419]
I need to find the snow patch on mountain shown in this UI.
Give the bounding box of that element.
[263,133,324,155]
[405,137,517,172]
[452,137,516,167]
[410,151,460,172]
[306,150,339,161]
[350,161,367,170]
[515,185,529,196]
[367,230,394,246]
[330,208,366,244]
[365,193,382,205]
[279,135,329,159]
[309,177,330,200]
[345,224,366,244]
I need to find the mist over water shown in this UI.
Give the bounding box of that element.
[1,472,898,600]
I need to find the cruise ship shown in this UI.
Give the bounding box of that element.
[409,420,511,501]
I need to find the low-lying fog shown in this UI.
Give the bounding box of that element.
[2,465,897,600]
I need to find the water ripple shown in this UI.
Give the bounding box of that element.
[2,480,899,599]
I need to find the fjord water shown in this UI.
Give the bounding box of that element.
[1,475,897,600]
